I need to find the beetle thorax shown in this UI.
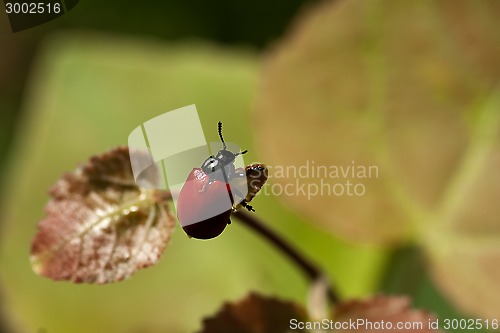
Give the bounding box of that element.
[201,149,237,175]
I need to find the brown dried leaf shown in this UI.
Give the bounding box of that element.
[334,295,440,333]
[198,293,308,333]
[199,293,439,333]
[30,147,175,284]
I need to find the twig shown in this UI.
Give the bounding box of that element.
[233,210,340,304]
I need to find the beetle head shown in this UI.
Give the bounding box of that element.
[200,121,247,176]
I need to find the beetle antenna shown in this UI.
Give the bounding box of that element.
[234,149,248,157]
[218,121,227,150]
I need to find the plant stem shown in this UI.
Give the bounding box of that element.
[233,210,340,304]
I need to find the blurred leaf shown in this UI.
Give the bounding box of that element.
[253,0,500,318]
[200,293,438,333]
[254,0,500,243]
[427,235,500,321]
[334,295,440,333]
[198,293,308,333]
[425,89,500,320]
[30,147,174,283]
[382,250,490,333]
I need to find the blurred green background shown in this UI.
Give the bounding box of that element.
[0,1,498,333]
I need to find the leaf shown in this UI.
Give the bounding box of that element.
[199,293,439,333]
[254,0,500,243]
[427,237,500,321]
[30,147,175,283]
[334,295,440,333]
[253,0,500,318]
[198,293,308,333]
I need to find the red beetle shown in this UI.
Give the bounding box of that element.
[177,122,267,239]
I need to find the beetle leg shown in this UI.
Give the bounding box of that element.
[227,219,232,225]
[240,200,255,212]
